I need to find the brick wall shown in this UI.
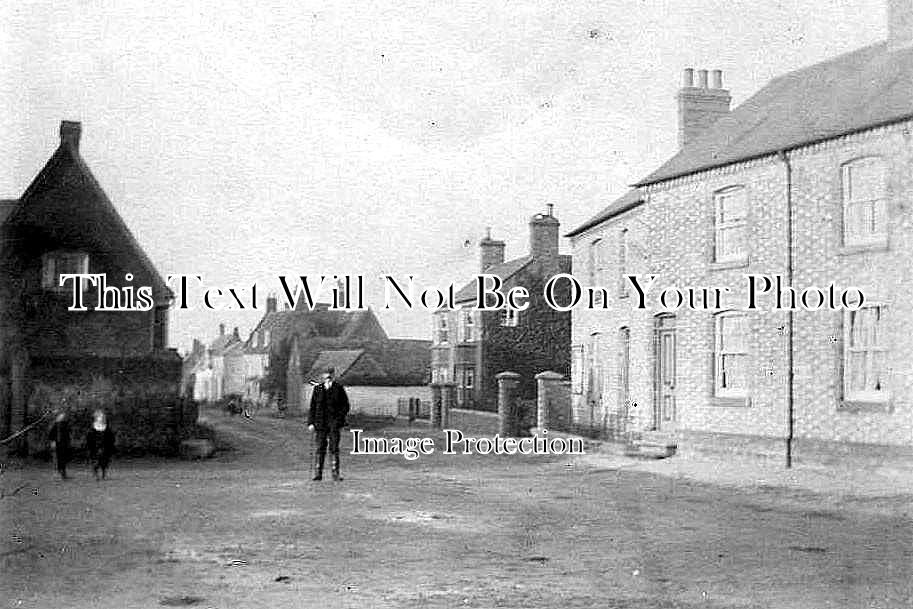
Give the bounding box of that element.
[572,119,913,453]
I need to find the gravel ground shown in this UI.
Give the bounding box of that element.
[2,411,912,609]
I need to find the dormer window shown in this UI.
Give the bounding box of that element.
[842,157,887,247]
[41,251,89,291]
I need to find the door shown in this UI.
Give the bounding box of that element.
[654,315,676,431]
[586,333,603,433]
[618,327,631,434]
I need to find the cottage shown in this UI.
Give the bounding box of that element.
[0,122,182,453]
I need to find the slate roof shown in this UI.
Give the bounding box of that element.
[565,189,645,238]
[637,42,913,186]
[454,256,533,303]
[209,332,241,356]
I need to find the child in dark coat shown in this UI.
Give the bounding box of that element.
[87,409,116,480]
[48,411,71,480]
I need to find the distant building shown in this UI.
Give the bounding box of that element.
[568,3,913,461]
[431,207,571,410]
[231,296,430,414]
[0,121,181,451]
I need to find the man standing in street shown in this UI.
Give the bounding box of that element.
[307,366,350,481]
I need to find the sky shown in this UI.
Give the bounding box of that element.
[0,0,887,352]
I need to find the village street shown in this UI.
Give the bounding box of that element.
[2,412,912,609]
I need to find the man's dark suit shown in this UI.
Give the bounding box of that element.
[307,381,350,480]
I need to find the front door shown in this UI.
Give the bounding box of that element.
[618,327,631,435]
[654,315,676,431]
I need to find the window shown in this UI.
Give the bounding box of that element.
[263,329,271,346]
[463,367,475,389]
[586,333,604,403]
[501,308,519,327]
[842,157,887,246]
[433,366,452,384]
[588,238,602,284]
[435,314,450,343]
[459,310,476,342]
[714,312,749,398]
[41,251,89,291]
[844,304,888,402]
[619,229,629,298]
[153,306,168,350]
[714,187,747,263]
[571,345,584,394]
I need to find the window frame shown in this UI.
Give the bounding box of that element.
[713,186,748,264]
[841,156,888,248]
[459,310,476,342]
[713,311,750,399]
[501,307,519,327]
[41,250,90,292]
[843,302,890,404]
[436,313,449,344]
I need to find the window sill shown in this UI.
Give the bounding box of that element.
[838,241,889,256]
[711,396,751,407]
[709,257,749,272]
[839,397,893,413]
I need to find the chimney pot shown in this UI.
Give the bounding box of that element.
[546,203,554,217]
[479,229,506,272]
[711,69,723,89]
[677,67,732,148]
[682,67,695,87]
[60,120,81,150]
[219,323,225,336]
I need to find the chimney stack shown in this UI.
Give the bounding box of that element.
[266,293,278,314]
[529,205,560,276]
[232,326,240,341]
[60,121,81,150]
[479,227,506,272]
[677,67,731,148]
[888,0,913,50]
[219,323,225,336]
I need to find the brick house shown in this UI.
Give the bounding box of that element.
[431,207,571,411]
[568,3,913,463]
[0,121,182,453]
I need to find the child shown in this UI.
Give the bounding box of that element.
[87,409,116,481]
[48,411,71,480]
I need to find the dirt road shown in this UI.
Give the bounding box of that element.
[2,412,912,608]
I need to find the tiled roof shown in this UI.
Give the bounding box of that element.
[638,42,913,186]
[304,349,369,381]
[243,304,386,354]
[370,338,431,386]
[565,189,644,238]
